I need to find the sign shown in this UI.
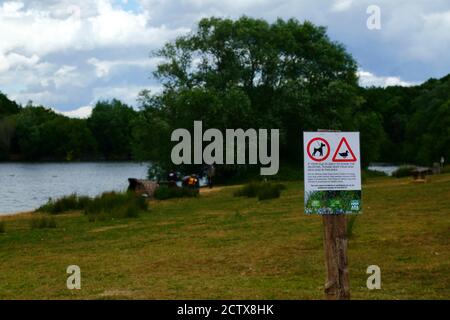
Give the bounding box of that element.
[303,132,361,214]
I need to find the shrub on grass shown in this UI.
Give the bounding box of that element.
[233,182,260,197]
[234,182,286,200]
[37,194,90,214]
[30,217,57,229]
[441,165,450,174]
[392,165,415,178]
[37,191,147,221]
[0,221,5,234]
[84,191,148,222]
[257,184,282,200]
[154,186,198,200]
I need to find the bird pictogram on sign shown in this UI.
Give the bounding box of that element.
[332,137,357,162]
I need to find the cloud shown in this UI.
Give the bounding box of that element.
[1,0,450,113]
[88,57,162,78]
[57,105,93,118]
[92,84,162,106]
[0,0,183,111]
[0,52,40,73]
[406,10,450,61]
[331,0,353,12]
[357,69,416,87]
[0,0,188,56]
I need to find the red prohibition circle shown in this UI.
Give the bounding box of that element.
[307,137,330,162]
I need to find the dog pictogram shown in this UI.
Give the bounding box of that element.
[307,137,330,162]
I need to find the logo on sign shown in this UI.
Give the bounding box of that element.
[351,200,360,211]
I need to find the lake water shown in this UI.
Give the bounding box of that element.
[367,164,400,176]
[0,162,149,215]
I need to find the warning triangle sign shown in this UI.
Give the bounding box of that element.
[332,137,357,162]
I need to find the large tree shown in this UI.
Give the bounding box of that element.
[140,17,362,173]
[0,92,20,118]
[88,99,137,160]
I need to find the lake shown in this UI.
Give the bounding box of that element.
[367,164,399,176]
[0,162,149,215]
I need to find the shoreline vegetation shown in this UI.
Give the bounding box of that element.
[2,165,449,216]
[0,172,449,299]
[0,167,385,216]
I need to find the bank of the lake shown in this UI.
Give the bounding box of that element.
[0,162,149,215]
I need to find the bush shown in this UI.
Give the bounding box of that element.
[392,165,415,178]
[233,182,260,198]
[30,217,57,229]
[257,185,281,200]
[234,182,286,200]
[441,165,450,174]
[36,191,147,221]
[84,191,148,222]
[0,221,5,234]
[37,194,90,214]
[154,186,198,200]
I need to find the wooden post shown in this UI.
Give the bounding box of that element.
[322,215,350,299]
[317,129,350,300]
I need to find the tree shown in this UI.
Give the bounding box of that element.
[141,17,360,173]
[13,106,97,161]
[88,99,137,160]
[0,92,20,117]
[0,116,16,160]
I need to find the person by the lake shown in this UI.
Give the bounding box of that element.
[182,174,199,190]
[167,170,178,187]
[207,164,216,189]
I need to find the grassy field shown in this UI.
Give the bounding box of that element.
[0,174,449,299]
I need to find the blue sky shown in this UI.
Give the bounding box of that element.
[1,0,449,117]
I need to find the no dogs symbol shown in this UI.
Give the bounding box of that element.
[307,137,330,162]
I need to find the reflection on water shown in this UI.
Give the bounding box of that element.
[0,162,149,215]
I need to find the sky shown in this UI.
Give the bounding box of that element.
[1,0,450,118]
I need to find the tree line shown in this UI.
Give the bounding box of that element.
[1,17,449,174]
[0,98,137,161]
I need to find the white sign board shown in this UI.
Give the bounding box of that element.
[303,132,361,214]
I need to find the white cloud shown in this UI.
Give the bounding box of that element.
[88,57,162,78]
[0,0,188,57]
[331,0,353,12]
[1,0,450,113]
[92,84,162,106]
[0,53,40,73]
[0,0,183,110]
[57,105,93,118]
[11,90,70,106]
[407,10,450,61]
[358,69,416,87]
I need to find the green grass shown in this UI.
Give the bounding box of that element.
[0,221,5,234]
[234,181,286,200]
[0,174,449,299]
[30,216,57,229]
